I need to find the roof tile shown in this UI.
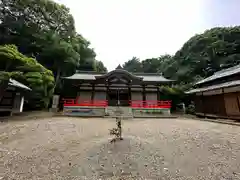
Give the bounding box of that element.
[186,80,240,94]
[196,64,240,85]
[8,78,31,91]
[63,71,173,82]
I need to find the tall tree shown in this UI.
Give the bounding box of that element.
[122,57,142,72]
[0,0,75,42]
[141,58,161,73]
[38,32,80,88]
[170,26,240,83]
[0,0,78,76]
[0,0,107,88]
[95,60,108,72]
[122,55,173,74]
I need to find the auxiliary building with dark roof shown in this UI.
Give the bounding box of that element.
[0,78,31,116]
[186,64,240,119]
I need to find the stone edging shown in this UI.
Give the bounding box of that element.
[182,116,240,126]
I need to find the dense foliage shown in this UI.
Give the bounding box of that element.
[123,55,173,74]
[169,27,240,84]
[123,27,240,90]
[0,0,107,109]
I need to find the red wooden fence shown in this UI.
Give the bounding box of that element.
[62,98,108,107]
[130,100,171,109]
[62,98,171,109]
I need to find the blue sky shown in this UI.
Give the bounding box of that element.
[55,0,240,70]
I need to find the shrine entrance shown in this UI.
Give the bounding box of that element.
[107,89,130,106]
[96,69,138,107]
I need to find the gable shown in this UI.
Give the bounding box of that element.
[108,76,130,84]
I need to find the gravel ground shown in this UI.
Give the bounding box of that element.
[1,117,240,179]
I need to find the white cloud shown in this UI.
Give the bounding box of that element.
[55,0,208,70]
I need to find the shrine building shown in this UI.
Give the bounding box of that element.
[61,68,173,117]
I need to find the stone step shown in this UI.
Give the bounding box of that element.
[105,106,133,117]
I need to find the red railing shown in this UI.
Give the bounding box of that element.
[62,98,171,108]
[62,98,108,107]
[130,100,171,109]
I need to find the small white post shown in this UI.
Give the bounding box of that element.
[19,96,24,113]
[13,93,24,113]
[51,95,60,112]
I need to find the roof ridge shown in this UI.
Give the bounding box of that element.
[76,70,105,74]
[9,78,31,91]
[187,79,240,94]
[95,69,142,80]
[75,70,164,76]
[63,70,173,82]
[215,64,240,74]
[134,72,163,76]
[196,64,240,85]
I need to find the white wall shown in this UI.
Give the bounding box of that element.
[146,92,157,101]
[78,91,92,102]
[146,92,158,105]
[94,91,106,100]
[131,92,142,101]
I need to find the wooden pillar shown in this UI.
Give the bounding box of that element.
[222,88,227,116]
[142,85,146,106]
[106,83,110,103]
[157,86,160,101]
[236,92,240,112]
[77,83,81,97]
[128,85,131,106]
[201,92,205,117]
[77,84,81,104]
[91,83,95,101]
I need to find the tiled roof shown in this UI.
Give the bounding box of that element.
[195,64,240,85]
[62,70,173,82]
[8,78,31,91]
[186,80,240,94]
[135,74,172,82]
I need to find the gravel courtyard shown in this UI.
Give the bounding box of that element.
[1,117,240,180]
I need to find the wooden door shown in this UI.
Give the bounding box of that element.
[224,93,240,116]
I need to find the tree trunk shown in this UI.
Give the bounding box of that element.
[54,68,61,91]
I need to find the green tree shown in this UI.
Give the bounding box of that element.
[0,0,75,43]
[77,47,96,71]
[141,58,160,73]
[0,0,78,78]
[123,27,240,88]
[0,0,107,91]
[170,26,240,83]
[38,32,80,89]
[122,57,142,72]
[95,60,108,72]
[122,55,173,74]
